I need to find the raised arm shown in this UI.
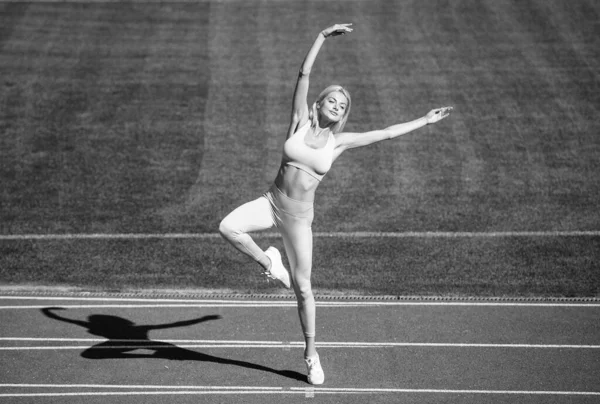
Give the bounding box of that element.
[288,24,353,136]
[334,106,453,153]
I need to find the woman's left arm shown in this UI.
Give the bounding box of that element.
[335,106,453,152]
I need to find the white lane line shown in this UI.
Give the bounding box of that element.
[0,302,600,310]
[0,384,280,390]
[0,338,284,344]
[2,296,599,305]
[1,339,598,350]
[0,304,296,309]
[0,233,226,240]
[1,298,599,309]
[297,387,600,396]
[0,385,598,397]
[317,231,600,238]
[1,230,599,240]
[3,304,600,309]
[0,391,300,397]
[0,296,289,302]
[0,345,289,350]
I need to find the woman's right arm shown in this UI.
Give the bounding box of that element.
[288,24,353,136]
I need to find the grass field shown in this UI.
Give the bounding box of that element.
[1,0,599,297]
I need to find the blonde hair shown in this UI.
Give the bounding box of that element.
[309,85,351,134]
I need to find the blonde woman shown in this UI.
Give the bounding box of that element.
[219,23,452,384]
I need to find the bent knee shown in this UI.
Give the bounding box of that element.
[218,217,236,239]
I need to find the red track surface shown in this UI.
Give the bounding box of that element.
[1,294,599,403]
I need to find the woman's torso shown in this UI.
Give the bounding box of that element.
[276,121,336,202]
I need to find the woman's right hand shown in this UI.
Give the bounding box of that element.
[321,23,353,38]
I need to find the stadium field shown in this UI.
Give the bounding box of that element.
[0,0,598,297]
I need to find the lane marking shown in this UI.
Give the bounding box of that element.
[0,391,300,397]
[3,295,599,304]
[0,384,598,397]
[0,296,273,302]
[1,297,599,308]
[0,304,299,309]
[0,338,285,344]
[0,384,281,390]
[297,387,600,395]
[1,230,599,240]
[1,302,598,309]
[1,339,598,350]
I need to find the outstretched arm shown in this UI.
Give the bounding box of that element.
[334,106,453,153]
[146,315,222,331]
[41,307,88,328]
[288,24,353,136]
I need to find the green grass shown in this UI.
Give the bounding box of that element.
[1,235,598,297]
[1,1,599,297]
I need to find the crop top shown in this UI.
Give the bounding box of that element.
[282,120,335,181]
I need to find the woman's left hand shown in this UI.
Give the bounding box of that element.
[426,106,453,124]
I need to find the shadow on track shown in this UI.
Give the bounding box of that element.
[41,307,305,383]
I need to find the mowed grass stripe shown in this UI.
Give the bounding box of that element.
[1,0,597,234]
[1,2,211,233]
[1,1,599,297]
[2,0,599,234]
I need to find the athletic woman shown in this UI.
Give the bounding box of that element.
[219,23,452,385]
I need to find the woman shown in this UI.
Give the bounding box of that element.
[219,23,452,385]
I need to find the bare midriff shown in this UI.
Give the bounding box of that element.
[274,164,320,202]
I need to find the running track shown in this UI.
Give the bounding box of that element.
[1,293,599,404]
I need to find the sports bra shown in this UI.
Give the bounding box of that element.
[282,120,335,181]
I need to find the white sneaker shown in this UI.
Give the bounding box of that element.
[263,247,291,289]
[305,353,325,385]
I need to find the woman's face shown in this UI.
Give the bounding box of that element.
[319,91,348,123]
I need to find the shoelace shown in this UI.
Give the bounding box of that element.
[306,356,320,369]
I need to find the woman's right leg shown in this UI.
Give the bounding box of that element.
[279,216,316,358]
[219,197,274,271]
[280,218,325,384]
